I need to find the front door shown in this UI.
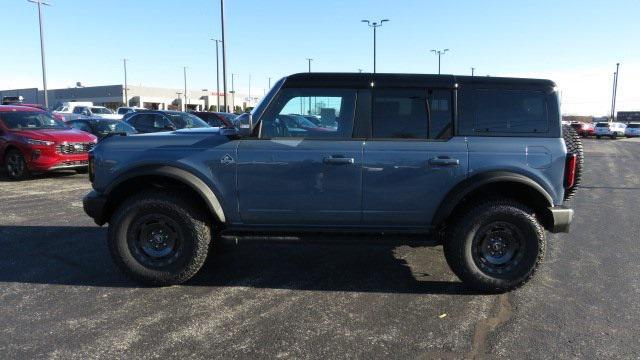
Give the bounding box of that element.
[237,88,363,226]
[362,87,468,227]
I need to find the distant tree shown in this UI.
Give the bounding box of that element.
[208,105,217,112]
[245,107,254,113]
[234,105,242,113]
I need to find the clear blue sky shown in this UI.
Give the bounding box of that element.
[2,0,639,115]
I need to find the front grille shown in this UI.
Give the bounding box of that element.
[57,142,94,154]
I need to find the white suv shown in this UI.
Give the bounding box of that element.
[624,123,640,138]
[595,122,626,139]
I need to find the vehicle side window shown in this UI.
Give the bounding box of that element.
[73,107,85,114]
[474,89,548,133]
[152,115,169,129]
[370,88,453,140]
[259,88,356,139]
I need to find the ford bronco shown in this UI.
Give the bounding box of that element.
[83,73,582,292]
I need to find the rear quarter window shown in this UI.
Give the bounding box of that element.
[474,89,548,134]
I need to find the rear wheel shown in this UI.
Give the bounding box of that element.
[611,133,617,139]
[443,200,546,293]
[108,191,212,286]
[4,149,30,181]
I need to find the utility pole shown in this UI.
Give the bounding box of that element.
[211,38,222,111]
[183,66,188,111]
[28,0,50,108]
[123,59,129,107]
[430,49,449,74]
[361,19,389,73]
[268,77,272,89]
[220,0,228,113]
[471,67,475,76]
[611,63,620,122]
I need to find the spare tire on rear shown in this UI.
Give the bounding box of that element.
[562,124,583,200]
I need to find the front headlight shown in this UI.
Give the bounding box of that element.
[25,138,55,146]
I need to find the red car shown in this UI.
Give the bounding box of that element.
[570,122,595,137]
[0,105,97,180]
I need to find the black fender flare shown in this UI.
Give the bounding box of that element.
[105,165,226,223]
[431,171,554,227]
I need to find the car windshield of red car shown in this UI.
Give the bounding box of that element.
[0,111,67,130]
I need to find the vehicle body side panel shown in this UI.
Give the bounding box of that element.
[466,137,567,205]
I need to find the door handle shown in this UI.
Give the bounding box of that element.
[429,156,460,166]
[323,156,355,165]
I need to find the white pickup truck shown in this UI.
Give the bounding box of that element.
[54,102,122,121]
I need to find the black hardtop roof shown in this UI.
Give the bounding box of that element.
[284,72,556,88]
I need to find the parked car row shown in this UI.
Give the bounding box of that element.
[0,103,243,180]
[568,121,639,139]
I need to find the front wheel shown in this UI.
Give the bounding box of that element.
[108,191,212,286]
[4,149,30,180]
[443,200,546,293]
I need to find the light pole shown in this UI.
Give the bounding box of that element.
[183,66,188,111]
[430,49,449,74]
[248,74,251,102]
[211,38,222,111]
[231,73,237,112]
[123,59,129,106]
[306,58,313,73]
[471,67,475,76]
[28,0,50,108]
[358,68,363,73]
[268,77,272,89]
[611,63,620,122]
[306,58,313,113]
[220,0,228,113]
[361,19,388,73]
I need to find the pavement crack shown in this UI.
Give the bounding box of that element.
[468,293,513,359]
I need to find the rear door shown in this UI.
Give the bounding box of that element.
[237,88,363,226]
[362,86,468,227]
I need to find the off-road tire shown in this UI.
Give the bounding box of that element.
[443,199,546,293]
[4,149,30,181]
[108,190,212,286]
[562,124,583,200]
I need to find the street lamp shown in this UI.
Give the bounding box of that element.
[430,49,449,74]
[220,0,228,113]
[306,58,313,73]
[231,73,237,112]
[183,66,188,111]
[361,19,389,73]
[28,0,50,108]
[210,38,222,111]
[471,67,475,76]
[123,59,129,106]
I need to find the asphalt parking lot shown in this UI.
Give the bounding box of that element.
[1,138,639,359]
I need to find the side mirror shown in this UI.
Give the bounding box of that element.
[219,127,240,137]
[236,113,253,137]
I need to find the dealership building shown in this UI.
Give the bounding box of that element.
[0,85,260,112]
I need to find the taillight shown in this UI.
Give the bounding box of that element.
[565,153,577,189]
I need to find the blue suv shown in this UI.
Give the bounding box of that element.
[83,73,582,292]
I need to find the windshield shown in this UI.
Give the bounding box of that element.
[0,112,67,130]
[167,112,210,129]
[91,107,113,114]
[93,120,137,134]
[595,123,609,127]
[627,123,640,128]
